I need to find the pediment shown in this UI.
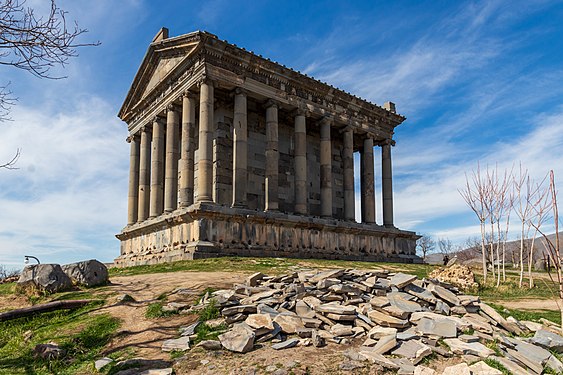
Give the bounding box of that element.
[119,32,206,121]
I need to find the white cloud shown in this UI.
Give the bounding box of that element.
[0,97,128,266]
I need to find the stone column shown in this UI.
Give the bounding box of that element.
[343,127,355,221]
[149,117,164,218]
[179,92,196,207]
[294,110,307,215]
[196,78,214,203]
[382,140,394,227]
[137,126,151,221]
[265,100,279,211]
[164,104,179,212]
[127,134,140,225]
[232,88,248,207]
[320,117,332,218]
[361,137,376,223]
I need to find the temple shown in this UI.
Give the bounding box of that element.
[115,28,420,267]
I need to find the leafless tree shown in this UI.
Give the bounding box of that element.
[527,179,551,288]
[459,163,490,283]
[532,171,562,332]
[438,238,454,255]
[417,234,435,262]
[0,0,99,165]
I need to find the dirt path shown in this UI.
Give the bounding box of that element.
[96,271,247,359]
[489,298,559,311]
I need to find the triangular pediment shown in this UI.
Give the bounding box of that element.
[119,31,209,121]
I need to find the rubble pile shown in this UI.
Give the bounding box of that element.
[172,269,563,374]
[428,265,478,290]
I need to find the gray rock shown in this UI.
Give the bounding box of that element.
[246,272,265,286]
[222,304,257,316]
[179,321,200,336]
[161,336,190,352]
[17,264,73,294]
[95,357,114,371]
[443,338,494,358]
[315,303,356,315]
[197,340,222,350]
[428,284,460,306]
[442,363,471,375]
[416,317,457,338]
[389,273,417,288]
[61,259,109,287]
[391,340,432,364]
[531,329,563,353]
[312,330,326,347]
[489,356,528,375]
[33,343,66,360]
[218,326,255,353]
[371,334,397,354]
[272,338,299,350]
[468,361,502,375]
[339,361,365,371]
[331,323,355,337]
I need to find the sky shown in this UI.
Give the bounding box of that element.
[1,0,563,267]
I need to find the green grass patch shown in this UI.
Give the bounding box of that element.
[0,283,14,296]
[0,301,119,375]
[483,358,510,375]
[485,340,502,356]
[109,256,436,279]
[198,300,219,322]
[488,303,561,325]
[145,302,178,319]
[193,322,227,345]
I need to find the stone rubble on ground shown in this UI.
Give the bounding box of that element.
[96,268,563,374]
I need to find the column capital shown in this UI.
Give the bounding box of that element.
[198,75,215,88]
[234,87,248,96]
[182,90,195,99]
[126,134,139,143]
[265,98,279,109]
[339,125,355,134]
[292,107,307,117]
[152,115,165,125]
[164,103,179,114]
[379,138,396,147]
[317,115,333,127]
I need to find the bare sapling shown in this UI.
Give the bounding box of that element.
[459,163,490,283]
[532,170,562,332]
[528,177,551,288]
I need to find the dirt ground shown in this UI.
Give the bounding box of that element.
[489,298,559,311]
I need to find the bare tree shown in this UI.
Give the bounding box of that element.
[0,0,99,165]
[417,234,435,262]
[459,163,490,283]
[532,171,562,332]
[527,179,551,288]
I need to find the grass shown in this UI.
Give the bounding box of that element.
[109,256,437,278]
[489,302,561,325]
[145,302,178,319]
[198,299,220,321]
[483,358,510,375]
[0,283,14,296]
[0,301,120,375]
[193,322,227,344]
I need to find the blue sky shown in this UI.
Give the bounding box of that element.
[1,0,563,267]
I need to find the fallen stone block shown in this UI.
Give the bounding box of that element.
[443,338,494,358]
[161,336,190,352]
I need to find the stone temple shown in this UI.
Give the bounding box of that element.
[115,28,420,267]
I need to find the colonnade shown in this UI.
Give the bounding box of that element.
[126,79,395,227]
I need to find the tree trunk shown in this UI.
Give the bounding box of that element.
[480,222,487,284]
[0,300,92,321]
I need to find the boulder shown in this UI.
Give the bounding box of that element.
[61,259,109,287]
[531,329,563,353]
[218,324,255,353]
[17,264,73,294]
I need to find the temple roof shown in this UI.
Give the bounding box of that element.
[119,29,406,134]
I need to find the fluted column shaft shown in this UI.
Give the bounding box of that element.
[294,112,307,214]
[197,80,214,202]
[320,118,332,218]
[232,89,248,207]
[164,105,179,212]
[265,101,279,211]
[127,135,140,225]
[382,141,394,227]
[137,127,151,221]
[361,137,376,223]
[179,93,196,207]
[343,128,355,221]
[149,118,164,218]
